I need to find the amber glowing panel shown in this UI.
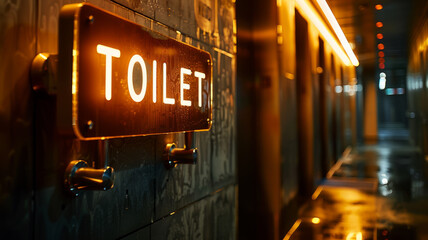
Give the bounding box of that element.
[316,0,359,66]
[296,0,352,66]
[59,3,212,140]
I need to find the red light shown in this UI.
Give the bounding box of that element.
[377,33,383,39]
[375,4,383,10]
[378,43,384,50]
[379,63,385,69]
[376,22,383,28]
[379,57,385,63]
[378,51,384,57]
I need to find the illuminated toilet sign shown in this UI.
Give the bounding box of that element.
[58,3,212,140]
[96,44,207,107]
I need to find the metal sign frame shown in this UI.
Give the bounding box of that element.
[58,3,213,140]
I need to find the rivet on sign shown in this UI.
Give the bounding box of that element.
[87,120,94,130]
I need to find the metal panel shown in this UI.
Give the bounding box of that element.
[277,0,300,226]
[113,0,155,19]
[0,0,36,238]
[115,0,236,54]
[120,225,151,240]
[57,3,213,139]
[210,51,236,188]
[407,2,428,155]
[307,23,323,190]
[34,134,156,239]
[151,184,236,240]
[236,0,283,238]
[154,132,213,219]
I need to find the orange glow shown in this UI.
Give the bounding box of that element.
[195,71,206,107]
[377,33,383,39]
[379,63,385,69]
[296,0,352,66]
[346,232,363,240]
[40,53,49,60]
[127,54,148,102]
[180,68,192,106]
[163,63,175,105]
[379,57,385,63]
[375,4,383,10]
[277,24,283,34]
[97,44,121,101]
[283,219,302,240]
[311,217,321,224]
[376,22,383,28]
[72,49,78,95]
[316,0,359,66]
[277,36,284,45]
[378,43,384,50]
[312,186,323,200]
[378,51,384,57]
[152,60,157,102]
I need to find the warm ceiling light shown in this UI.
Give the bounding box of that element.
[379,72,386,90]
[378,43,384,50]
[376,22,383,28]
[377,33,383,39]
[378,51,385,57]
[379,63,385,69]
[311,217,321,224]
[346,232,363,240]
[375,4,383,10]
[316,0,359,66]
[296,0,352,66]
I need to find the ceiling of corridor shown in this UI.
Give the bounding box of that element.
[327,0,413,84]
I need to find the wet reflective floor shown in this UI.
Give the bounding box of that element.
[285,140,428,240]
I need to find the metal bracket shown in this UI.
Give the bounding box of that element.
[64,140,115,197]
[65,160,115,196]
[31,53,58,95]
[163,132,198,169]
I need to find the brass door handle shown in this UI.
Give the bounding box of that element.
[65,160,114,195]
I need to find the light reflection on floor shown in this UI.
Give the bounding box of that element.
[285,141,428,240]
